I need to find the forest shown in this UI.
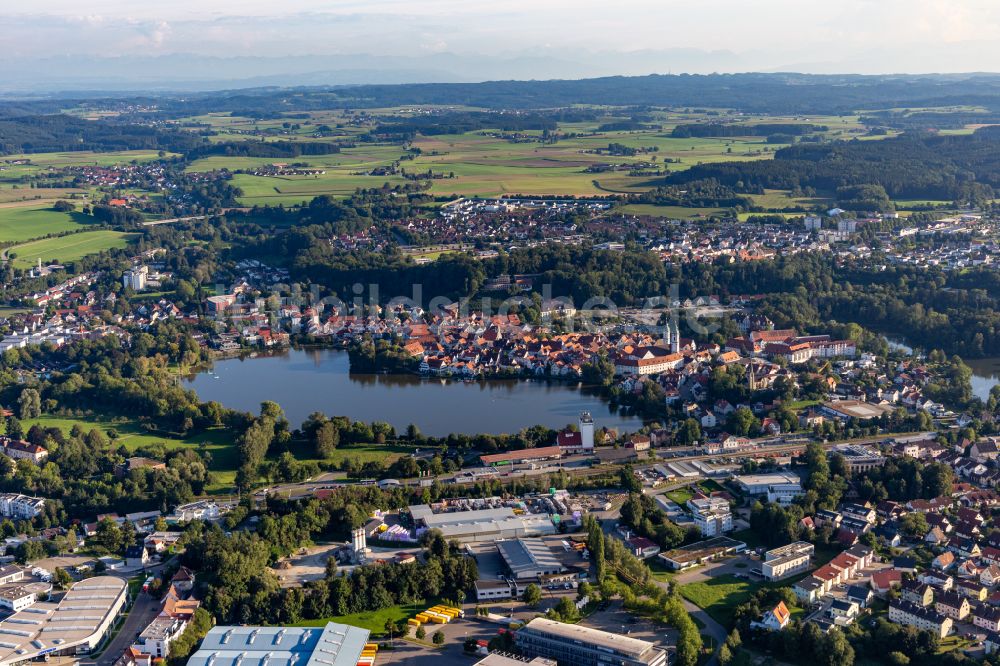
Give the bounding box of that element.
[666,126,1000,204]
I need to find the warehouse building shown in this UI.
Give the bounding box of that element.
[0,576,127,666]
[187,622,370,666]
[516,618,667,666]
[496,539,565,580]
[732,472,801,496]
[410,505,556,543]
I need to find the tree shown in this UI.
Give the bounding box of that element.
[432,630,445,645]
[551,596,580,622]
[5,416,23,440]
[94,518,125,554]
[17,388,41,421]
[415,625,426,640]
[900,512,929,537]
[677,418,702,445]
[314,422,340,459]
[15,540,44,564]
[54,567,73,589]
[523,583,542,607]
[619,466,642,494]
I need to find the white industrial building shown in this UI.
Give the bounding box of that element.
[496,538,566,580]
[410,505,556,544]
[732,472,801,496]
[0,576,127,666]
[187,622,371,666]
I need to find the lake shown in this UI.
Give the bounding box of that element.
[182,348,646,436]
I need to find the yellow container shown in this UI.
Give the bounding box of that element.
[407,619,421,627]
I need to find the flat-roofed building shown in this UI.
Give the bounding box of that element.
[496,539,565,580]
[133,617,187,659]
[0,582,49,612]
[733,472,801,495]
[0,576,127,666]
[515,618,667,666]
[187,622,370,666]
[474,656,557,666]
[658,536,747,571]
[831,444,886,472]
[762,542,814,581]
[410,505,556,544]
[688,497,732,537]
[821,401,893,422]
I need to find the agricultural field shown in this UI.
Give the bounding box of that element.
[181,109,814,203]
[9,230,138,268]
[0,186,90,204]
[0,202,94,243]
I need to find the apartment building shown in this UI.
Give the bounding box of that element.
[889,600,953,638]
[762,542,814,581]
[687,497,732,537]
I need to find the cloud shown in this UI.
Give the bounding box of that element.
[1,1,999,75]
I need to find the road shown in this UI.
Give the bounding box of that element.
[254,432,927,503]
[81,590,160,666]
[680,597,727,666]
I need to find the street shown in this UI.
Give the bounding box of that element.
[80,590,161,666]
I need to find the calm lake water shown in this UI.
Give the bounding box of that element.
[182,348,646,436]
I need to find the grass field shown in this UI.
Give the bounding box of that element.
[0,187,90,204]
[23,414,239,468]
[0,203,93,243]
[678,574,805,628]
[183,118,797,203]
[291,600,429,634]
[9,230,138,268]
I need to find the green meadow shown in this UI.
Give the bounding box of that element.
[10,230,139,268]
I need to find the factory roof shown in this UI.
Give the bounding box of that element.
[188,622,370,666]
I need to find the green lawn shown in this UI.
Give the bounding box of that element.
[0,204,93,243]
[10,230,139,268]
[664,487,695,506]
[679,574,804,628]
[24,414,238,486]
[284,439,408,469]
[730,528,767,550]
[291,600,430,635]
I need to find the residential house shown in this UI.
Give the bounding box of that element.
[902,580,934,607]
[888,600,953,638]
[751,601,791,631]
[935,591,970,620]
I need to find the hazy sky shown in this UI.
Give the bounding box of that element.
[4,0,1000,76]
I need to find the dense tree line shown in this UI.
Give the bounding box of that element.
[186,141,343,160]
[0,113,205,154]
[666,127,1000,205]
[670,123,827,138]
